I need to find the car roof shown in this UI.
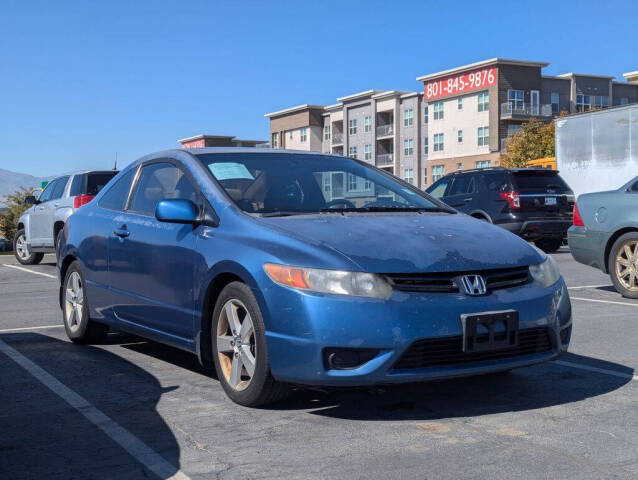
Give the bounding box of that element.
[450,167,559,175]
[49,170,119,180]
[148,147,339,158]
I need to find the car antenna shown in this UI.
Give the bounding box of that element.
[113,152,118,170]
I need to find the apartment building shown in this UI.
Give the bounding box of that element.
[265,58,638,189]
[179,134,267,149]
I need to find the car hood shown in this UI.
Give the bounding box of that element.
[258,213,543,273]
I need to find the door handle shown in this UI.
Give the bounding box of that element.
[464,197,472,202]
[54,202,59,207]
[113,229,130,238]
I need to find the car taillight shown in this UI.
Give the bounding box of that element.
[500,191,520,209]
[573,203,584,226]
[73,194,95,208]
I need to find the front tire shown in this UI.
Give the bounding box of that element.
[63,261,109,343]
[211,282,288,407]
[535,237,562,253]
[13,229,44,265]
[608,232,638,299]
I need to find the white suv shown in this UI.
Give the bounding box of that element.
[14,170,118,264]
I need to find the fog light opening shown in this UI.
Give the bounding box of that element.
[324,348,379,370]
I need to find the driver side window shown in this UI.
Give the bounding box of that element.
[38,179,58,204]
[427,178,450,199]
[128,163,200,217]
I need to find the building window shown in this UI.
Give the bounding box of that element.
[433,101,444,120]
[594,96,609,109]
[364,116,372,132]
[457,162,462,171]
[404,108,413,127]
[348,146,357,158]
[403,138,414,156]
[404,168,414,184]
[508,90,524,110]
[424,106,429,124]
[476,160,491,169]
[364,144,371,160]
[323,175,331,194]
[424,137,428,156]
[300,127,307,142]
[289,130,293,140]
[551,92,560,114]
[478,126,489,146]
[433,133,444,152]
[272,132,278,148]
[457,130,463,143]
[324,125,331,140]
[432,165,445,182]
[576,94,591,112]
[458,98,463,110]
[478,91,489,112]
[349,119,357,135]
[620,97,629,105]
[423,169,427,185]
[347,173,357,191]
[364,178,371,190]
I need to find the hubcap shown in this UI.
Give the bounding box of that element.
[615,240,638,292]
[16,234,30,260]
[65,272,84,332]
[216,299,256,391]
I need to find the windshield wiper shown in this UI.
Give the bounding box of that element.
[319,206,453,214]
[258,211,310,217]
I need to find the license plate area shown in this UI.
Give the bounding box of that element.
[545,197,557,206]
[461,310,519,353]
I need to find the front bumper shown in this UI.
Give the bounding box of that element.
[261,278,572,386]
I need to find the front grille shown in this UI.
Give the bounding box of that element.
[385,266,530,293]
[393,327,551,370]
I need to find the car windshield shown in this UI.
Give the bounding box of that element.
[196,153,450,215]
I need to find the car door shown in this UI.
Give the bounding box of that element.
[107,160,201,341]
[442,174,475,212]
[42,175,70,246]
[29,178,59,245]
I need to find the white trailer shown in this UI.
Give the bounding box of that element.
[555,104,638,196]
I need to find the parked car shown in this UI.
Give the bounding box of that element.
[426,168,575,253]
[0,238,12,252]
[568,176,638,298]
[57,149,572,407]
[14,170,118,265]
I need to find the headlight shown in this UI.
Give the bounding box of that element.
[264,263,392,299]
[529,254,561,287]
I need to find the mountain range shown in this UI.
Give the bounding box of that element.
[0,168,49,205]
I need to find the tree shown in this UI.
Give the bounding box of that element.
[0,187,35,242]
[500,118,555,168]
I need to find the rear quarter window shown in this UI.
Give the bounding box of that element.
[86,172,118,195]
[483,173,510,192]
[98,169,135,211]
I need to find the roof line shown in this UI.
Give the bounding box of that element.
[416,58,549,82]
[264,104,324,118]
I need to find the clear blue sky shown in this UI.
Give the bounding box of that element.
[1,0,634,176]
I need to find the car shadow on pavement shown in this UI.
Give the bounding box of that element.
[273,352,633,420]
[0,333,182,480]
[105,334,634,422]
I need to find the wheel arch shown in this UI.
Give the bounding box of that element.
[604,227,638,273]
[197,261,262,369]
[470,210,492,222]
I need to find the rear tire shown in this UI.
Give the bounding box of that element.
[211,281,289,407]
[608,232,638,299]
[535,237,562,253]
[13,229,44,265]
[62,261,109,343]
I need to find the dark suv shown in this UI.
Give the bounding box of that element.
[426,168,574,252]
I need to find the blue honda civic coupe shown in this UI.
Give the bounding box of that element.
[57,148,572,406]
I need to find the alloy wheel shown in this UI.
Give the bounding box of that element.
[216,299,257,391]
[15,234,30,261]
[65,272,84,332]
[615,240,638,292]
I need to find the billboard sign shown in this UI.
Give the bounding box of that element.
[424,66,497,101]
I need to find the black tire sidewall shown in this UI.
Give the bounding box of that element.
[536,238,562,253]
[62,261,92,340]
[608,232,638,299]
[211,282,273,405]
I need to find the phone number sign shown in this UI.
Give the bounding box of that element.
[424,67,497,101]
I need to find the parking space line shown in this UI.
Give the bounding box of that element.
[568,284,613,290]
[0,338,192,480]
[570,296,638,308]
[3,264,57,279]
[555,360,638,381]
[0,325,63,333]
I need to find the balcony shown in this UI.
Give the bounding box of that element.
[376,124,394,137]
[376,153,394,166]
[331,133,343,145]
[501,102,553,119]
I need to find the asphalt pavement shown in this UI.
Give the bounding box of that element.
[0,249,637,480]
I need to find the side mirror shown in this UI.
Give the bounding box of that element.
[25,195,38,205]
[155,199,199,224]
